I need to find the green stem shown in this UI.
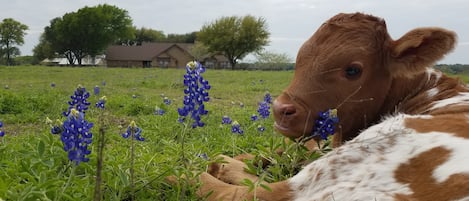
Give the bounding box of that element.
[56,163,76,201]
[93,125,106,201]
[130,127,135,201]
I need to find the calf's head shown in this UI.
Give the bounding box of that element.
[273,13,456,145]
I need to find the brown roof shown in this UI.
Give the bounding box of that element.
[105,43,193,61]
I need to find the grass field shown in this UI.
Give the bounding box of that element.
[0,65,317,200]
[3,66,466,200]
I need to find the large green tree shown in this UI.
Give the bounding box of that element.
[0,18,28,66]
[197,15,269,69]
[43,4,133,66]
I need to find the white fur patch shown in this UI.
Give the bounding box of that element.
[426,87,439,98]
[289,114,469,201]
[426,67,443,81]
[430,92,469,110]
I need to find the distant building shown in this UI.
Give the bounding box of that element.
[41,55,105,66]
[105,42,231,68]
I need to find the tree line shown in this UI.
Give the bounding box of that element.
[1,4,288,68]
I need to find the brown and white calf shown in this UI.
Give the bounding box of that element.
[197,13,469,201]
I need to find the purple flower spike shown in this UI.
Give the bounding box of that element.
[177,61,211,128]
[122,121,144,141]
[222,115,232,124]
[0,121,4,137]
[231,121,244,135]
[311,109,339,140]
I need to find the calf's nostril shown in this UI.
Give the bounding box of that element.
[283,106,296,116]
[273,100,297,117]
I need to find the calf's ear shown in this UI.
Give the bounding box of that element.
[389,27,456,77]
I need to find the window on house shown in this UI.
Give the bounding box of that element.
[143,61,152,67]
[220,61,230,69]
[205,60,215,68]
[157,58,170,67]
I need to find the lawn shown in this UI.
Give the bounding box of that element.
[0,65,312,200]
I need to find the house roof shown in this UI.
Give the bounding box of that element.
[105,43,193,61]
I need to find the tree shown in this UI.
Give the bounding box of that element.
[0,18,28,66]
[134,27,165,45]
[255,50,292,64]
[33,33,55,63]
[253,50,293,70]
[43,4,133,66]
[189,41,209,61]
[197,15,270,69]
[165,32,197,43]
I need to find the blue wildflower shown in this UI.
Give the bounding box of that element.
[122,121,144,141]
[257,125,266,132]
[95,96,106,109]
[46,117,63,134]
[257,101,270,119]
[222,115,232,124]
[61,108,94,165]
[154,106,165,115]
[197,153,209,160]
[251,114,258,121]
[94,85,100,96]
[178,61,211,128]
[231,121,244,135]
[0,121,4,137]
[264,92,272,104]
[64,85,91,116]
[50,82,56,88]
[163,97,171,105]
[311,109,339,140]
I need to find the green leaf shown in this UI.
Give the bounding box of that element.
[37,140,45,157]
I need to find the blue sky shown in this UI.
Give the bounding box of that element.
[2,0,469,64]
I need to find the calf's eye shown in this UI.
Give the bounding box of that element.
[344,63,362,79]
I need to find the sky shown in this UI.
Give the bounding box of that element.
[2,0,469,64]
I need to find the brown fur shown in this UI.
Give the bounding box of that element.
[405,114,469,139]
[394,147,469,201]
[195,12,463,201]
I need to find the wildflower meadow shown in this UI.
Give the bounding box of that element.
[0,65,331,200]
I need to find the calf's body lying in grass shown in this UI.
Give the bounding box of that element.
[197,12,469,201]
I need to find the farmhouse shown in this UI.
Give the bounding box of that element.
[105,42,231,68]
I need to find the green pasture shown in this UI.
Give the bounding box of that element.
[0,66,313,200]
[2,66,465,200]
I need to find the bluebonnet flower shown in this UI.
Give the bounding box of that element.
[61,108,94,165]
[46,117,63,134]
[0,121,5,137]
[154,106,165,115]
[50,82,56,88]
[94,85,100,96]
[264,92,272,104]
[222,115,232,124]
[177,61,211,128]
[197,153,209,160]
[311,109,339,140]
[122,121,144,141]
[95,96,106,109]
[231,121,244,135]
[257,101,270,119]
[251,114,258,121]
[257,125,266,132]
[256,92,272,119]
[163,97,171,105]
[64,85,91,116]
